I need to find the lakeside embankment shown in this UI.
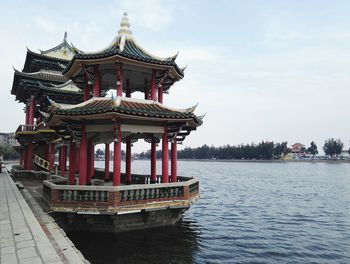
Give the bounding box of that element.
[0,165,88,264]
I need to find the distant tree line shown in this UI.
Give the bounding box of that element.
[138,141,287,160]
[135,138,348,160]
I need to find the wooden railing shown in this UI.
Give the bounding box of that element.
[15,124,38,134]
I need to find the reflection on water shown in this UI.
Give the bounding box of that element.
[67,161,350,264]
[68,219,201,264]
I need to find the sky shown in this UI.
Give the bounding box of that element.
[1,0,350,152]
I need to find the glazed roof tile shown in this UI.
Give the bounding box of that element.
[50,97,201,124]
[64,39,183,76]
[14,69,68,83]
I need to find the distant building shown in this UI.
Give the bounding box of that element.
[291,143,305,153]
[340,149,349,158]
[0,132,19,147]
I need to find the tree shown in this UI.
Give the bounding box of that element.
[0,144,19,160]
[323,138,343,157]
[95,148,104,158]
[307,141,318,156]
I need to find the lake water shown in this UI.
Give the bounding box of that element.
[67,160,350,264]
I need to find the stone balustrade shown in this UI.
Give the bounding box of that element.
[43,176,199,214]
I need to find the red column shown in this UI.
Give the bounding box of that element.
[69,142,76,185]
[126,79,131,98]
[105,143,110,180]
[113,123,122,186]
[91,143,95,178]
[93,65,101,97]
[158,84,163,104]
[45,144,49,161]
[79,125,88,185]
[25,105,29,125]
[171,139,177,182]
[84,82,89,101]
[126,138,131,184]
[151,141,157,183]
[28,97,35,126]
[49,143,55,171]
[75,147,80,173]
[87,139,94,183]
[116,64,123,97]
[20,150,24,166]
[59,146,67,177]
[27,143,33,170]
[144,78,150,99]
[151,70,157,100]
[162,128,168,183]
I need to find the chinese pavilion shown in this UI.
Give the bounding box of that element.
[11,13,203,231]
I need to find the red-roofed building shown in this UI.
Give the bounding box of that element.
[291,143,305,153]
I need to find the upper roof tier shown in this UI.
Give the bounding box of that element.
[23,33,74,73]
[40,32,75,60]
[63,13,184,92]
[11,69,82,104]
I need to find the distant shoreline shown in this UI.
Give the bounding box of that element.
[176,159,350,163]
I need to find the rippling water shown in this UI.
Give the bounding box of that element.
[67,160,350,264]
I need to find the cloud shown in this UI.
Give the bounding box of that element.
[116,0,174,32]
[34,17,56,33]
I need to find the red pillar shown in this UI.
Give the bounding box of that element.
[126,79,131,98]
[84,82,89,101]
[158,84,163,104]
[20,150,24,166]
[162,128,168,183]
[151,70,157,100]
[75,147,80,173]
[116,64,123,97]
[113,123,122,186]
[49,143,55,171]
[105,143,110,180]
[28,97,35,126]
[144,78,150,99]
[151,141,157,183]
[25,105,29,125]
[45,144,49,161]
[27,143,33,170]
[126,138,131,184]
[79,125,88,185]
[87,139,94,183]
[91,144,95,178]
[171,139,177,182]
[69,142,76,185]
[59,145,67,177]
[93,65,101,97]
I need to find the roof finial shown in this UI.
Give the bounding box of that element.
[118,12,132,38]
[63,31,67,42]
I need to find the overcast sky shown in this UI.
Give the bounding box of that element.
[1,0,350,152]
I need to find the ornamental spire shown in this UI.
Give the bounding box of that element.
[118,12,132,52]
[118,12,132,38]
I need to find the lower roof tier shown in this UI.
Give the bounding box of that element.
[46,97,203,129]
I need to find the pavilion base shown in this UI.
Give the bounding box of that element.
[50,207,188,233]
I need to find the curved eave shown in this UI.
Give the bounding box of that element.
[24,48,70,72]
[46,111,201,128]
[63,54,183,81]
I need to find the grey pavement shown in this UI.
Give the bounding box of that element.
[0,169,63,264]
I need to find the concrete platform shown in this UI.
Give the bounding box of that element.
[0,167,87,264]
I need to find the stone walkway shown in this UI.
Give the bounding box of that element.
[0,169,63,264]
